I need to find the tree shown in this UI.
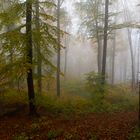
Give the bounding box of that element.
[59,9,71,80]
[122,0,136,89]
[56,0,61,97]
[56,0,65,97]
[26,0,36,115]
[75,0,104,74]
[75,0,117,77]
[35,0,42,94]
[111,30,116,84]
[0,0,60,114]
[101,0,109,84]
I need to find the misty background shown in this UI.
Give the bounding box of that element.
[58,0,140,84]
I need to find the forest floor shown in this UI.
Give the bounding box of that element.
[0,108,138,140]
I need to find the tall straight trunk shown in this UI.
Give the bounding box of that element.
[35,0,42,94]
[64,35,68,80]
[26,0,36,115]
[137,35,140,84]
[95,20,102,74]
[56,0,61,97]
[138,34,140,129]
[123,55,127,82]
[101,0,109,84]
[97,41,102,74]
[122,0,135,89]
[127,29,135,89]
[111,31,116,84]
[95,0,102,74]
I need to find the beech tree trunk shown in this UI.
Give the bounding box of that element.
[56,0,61,97]
[95,0,102,74]
[111,31,116,85]
[128,29,135,89]
[64,35,68,80]
[101,0,109,84]
[26,0,36,115]
[35,0,42,94]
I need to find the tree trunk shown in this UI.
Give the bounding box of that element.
[137,35,140,85]
[127,29,135,89]
[35,0,42,94]
[95,20,102,74]
[95,0,102,74]
[122,0,135,89]
[111,31,116,84]
[56,0,61,97]
[101,0,109,84]
[26,0,36,115]
[64,37,68,80]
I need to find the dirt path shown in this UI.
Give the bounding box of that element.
[0,111,138,140]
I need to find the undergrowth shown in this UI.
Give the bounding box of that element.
[128,126,140,140]
[0,83,138,116]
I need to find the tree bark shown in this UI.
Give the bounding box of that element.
[111,31,116,84]
[101,0,109,84]
[127,29,135,89]
[56,0,61,97]
[35,0,42,94]
[64,35,68,80]
[122,0,135,89]
[96,23,102,74]
[94,0,102,74]
[26,0,36,115]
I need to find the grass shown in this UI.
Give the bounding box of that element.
[0,82,138,116]
[128,126,140,140]
[13,132,29,140]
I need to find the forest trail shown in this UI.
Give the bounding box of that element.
[0,111,138,140]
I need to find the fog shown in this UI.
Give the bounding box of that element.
[59,0,140,84]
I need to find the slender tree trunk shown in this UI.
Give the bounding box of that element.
[137,35,140,85]
[56,0,61,97]
[138,34,140,129]
[101,0,109,84]
[35,0,42,94]
[111,31,116,84]
[64,35,68,80]
[26,0,36,115]
[123,55,127,82]
[94,0,102,74]
[139,80,140,129]
[127,29,135,89]
[95,20,102,74]
[122,0,135,89]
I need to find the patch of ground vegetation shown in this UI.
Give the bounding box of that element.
[0,82,138,117]
[0,80,139,140]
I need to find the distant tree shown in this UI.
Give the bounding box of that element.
[60,9,71,80]
[75,0,104,74]
[122,0,136,89]
[75,0,118,80]
[56,0,66,97]
[111,30,116,85]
